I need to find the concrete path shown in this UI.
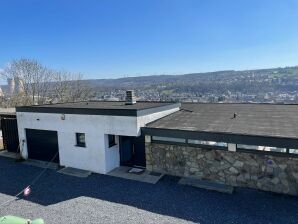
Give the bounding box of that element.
[0,150,19,159]
[107,166,163,184]
[58,167,91,178]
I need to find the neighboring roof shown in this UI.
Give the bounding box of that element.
[0,108,16,115]
[16,101,180,117]
[146,103,298,140]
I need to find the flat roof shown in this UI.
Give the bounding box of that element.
[16,101,180,117]
[146,103,298,140]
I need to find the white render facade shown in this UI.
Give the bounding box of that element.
[16,102,180,174]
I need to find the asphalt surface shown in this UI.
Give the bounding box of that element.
[0,157,297,224]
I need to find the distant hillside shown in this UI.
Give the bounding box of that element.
[2,66,298,104]
[81,65,298,90]
[2,66,298,91]
[84,66,298,86]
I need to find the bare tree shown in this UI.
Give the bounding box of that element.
[65,73,92,102]
[51,70,73,103]
[1,59,93,106]
[52,71,92,103]
[3,59,53,105]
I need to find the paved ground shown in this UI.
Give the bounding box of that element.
[0,157,297,224]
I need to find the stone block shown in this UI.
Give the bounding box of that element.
[278,164,287,170]
[280,178,289,187]
[226,176,237,185]
[291,172,298,180]
[205,152,214,160]
[236,174,246,183]
[223,155,235,164]
[197,154,204,159]
[271,177,280,185]
[229,167,239,175]
[266,166,274,175]
[233,161,244,168]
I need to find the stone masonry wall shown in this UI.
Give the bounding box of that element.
[146,143,298,195]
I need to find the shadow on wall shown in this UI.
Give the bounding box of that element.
[0,157,297,223]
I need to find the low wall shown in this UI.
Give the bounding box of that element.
[146,143,298,195]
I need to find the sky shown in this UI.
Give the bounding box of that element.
[0,0,298,79]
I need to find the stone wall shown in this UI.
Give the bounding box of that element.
[146,143,298,195]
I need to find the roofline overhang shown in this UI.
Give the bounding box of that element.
[142,127,298,148]
[16,103,181,117]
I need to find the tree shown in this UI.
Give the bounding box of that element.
[52,71,92,103]
[1,59,92,106]
[2,59,53,105]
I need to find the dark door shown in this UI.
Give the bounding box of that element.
[119,136,133,166]
[120,135,145,168]
[26,129,59,163]
[132,136,146,167]
[1,118,19,153]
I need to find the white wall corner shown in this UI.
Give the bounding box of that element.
[145,135,151,143]
[228,143,237,152]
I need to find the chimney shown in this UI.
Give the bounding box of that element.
[125,90,136,105]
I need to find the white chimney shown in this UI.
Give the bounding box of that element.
[125,90,136,105]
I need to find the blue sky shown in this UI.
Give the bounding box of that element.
[0,0,298,79]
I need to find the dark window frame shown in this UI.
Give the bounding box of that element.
[151,136,298,157]
[76,133,86,147]
[108,135,116,148]
[151,137,228,151]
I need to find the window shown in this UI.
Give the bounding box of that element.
[237,144,259,150]
[188,139,227,147]
[290,149,298,154]
[237,144,286,153]
[108,135,116,147]
[152,136,186,143]
[76,133,86,147]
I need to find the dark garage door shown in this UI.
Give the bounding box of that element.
[26,129,59,163]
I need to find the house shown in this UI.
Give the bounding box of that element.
[16,91,180,174]
[16,93,298,195]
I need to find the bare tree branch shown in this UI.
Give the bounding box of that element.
[0,59,93,106]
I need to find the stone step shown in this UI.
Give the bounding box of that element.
[179,177,234,194]
[0,150,19,159]
[58,167,91,178]
[22,159,59,170]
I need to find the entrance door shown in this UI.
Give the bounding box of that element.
[119,136,133,166]
[26,129,59,163]
[132,136,146,167]
[120,135,145,168]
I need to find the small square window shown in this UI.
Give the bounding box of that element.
[108,135,116,148]
[76,133,86,147]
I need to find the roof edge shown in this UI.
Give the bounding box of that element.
[16,102,181,117]
[142,127,298,148]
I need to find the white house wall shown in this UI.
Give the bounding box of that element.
[104,134,120,172]
[16,112,138,174]
[137,107,180,132]
[16,106,180,174]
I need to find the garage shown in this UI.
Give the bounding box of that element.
[26,129,59,163]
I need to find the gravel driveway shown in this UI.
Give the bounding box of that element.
[0,157,297,224]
